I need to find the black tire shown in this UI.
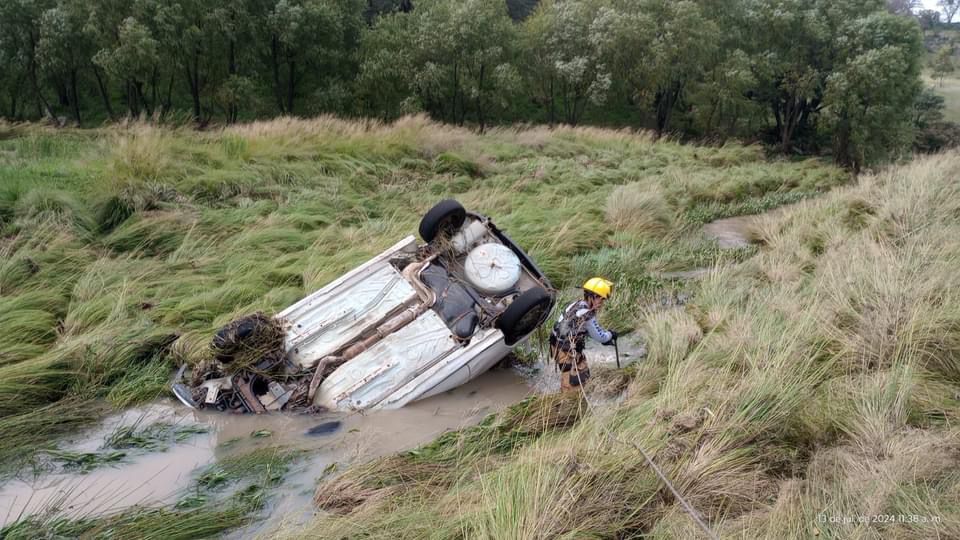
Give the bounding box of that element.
[419,199,466,243]
[497,287,554,346]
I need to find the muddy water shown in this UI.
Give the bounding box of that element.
[656,214,762,282]
[0,368,533,530]
[702,215,756,249]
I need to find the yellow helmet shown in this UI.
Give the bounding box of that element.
[583,277,614,299]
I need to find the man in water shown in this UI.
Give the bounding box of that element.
[548,277,617,392]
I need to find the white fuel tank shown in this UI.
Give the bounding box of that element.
[463,243,522,296]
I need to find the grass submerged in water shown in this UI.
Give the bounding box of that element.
[1,446,301,540]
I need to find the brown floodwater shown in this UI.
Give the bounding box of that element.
[702,214,756,249]
[0,368,534,531]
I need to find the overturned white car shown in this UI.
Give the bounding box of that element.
[172,199,556,413]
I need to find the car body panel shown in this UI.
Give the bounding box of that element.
[313,310,459,410]
[377,328,513,408]
[279,237,418,370]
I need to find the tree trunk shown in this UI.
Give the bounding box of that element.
[28,32,53,119]
[56,80,69,108]
[127,79,139,117]
[93,65,115,120]
[271,36,285,113]
[548,75,555,126]
[476,63,486,133]
[9,74,24,119]
[451,63,459,124]
[136,80,152,116]
[654,83,682,136]
[150,66,158,116]
[188,52,202,122]
[228,39,238,123]
[70,69,81,125]
[164,72,174,113]
[286,60,296,114]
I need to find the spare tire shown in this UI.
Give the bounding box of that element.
[419,199,466,243]
[496,287,554,346]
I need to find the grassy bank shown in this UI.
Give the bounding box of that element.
[277,151,960,539]
[0,116,849,535]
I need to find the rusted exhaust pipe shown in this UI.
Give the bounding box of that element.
[308,262,435,401]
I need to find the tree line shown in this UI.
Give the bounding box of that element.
[0,0,931,169]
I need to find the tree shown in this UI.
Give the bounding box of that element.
[930,45,955,85]
[358,0,518,130]
[918,9,942,30]
[596,0,719,135]
[356,10,417,119]
[940,0,960,24]
[37,2,96,124]
[93,16,160,117]
[821,11,923,169]
[913,86,945,128]
[520,0,611,125]
[886,0,917,16]
[265,0,363,115]
[0,0,57,119]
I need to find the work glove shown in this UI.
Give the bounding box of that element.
[605,330,619,346]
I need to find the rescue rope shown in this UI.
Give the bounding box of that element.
[572,361,720,540]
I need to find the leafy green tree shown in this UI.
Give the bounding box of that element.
[356,11,417,119]
[596,0,719,135]
[918,9,942,30]
[520,0,611,125]
[37,2,98,124]
[93,16,160,117]
[821,11,923,169]
[689,49,761,136]
[0,4,32,118]
[0,0,56,119]
[887,0,917,16]
[930,45,955,86]
[359,0,518,130]
[913,86,945,128]
[265,0,363,115]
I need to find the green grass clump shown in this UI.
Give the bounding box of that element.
[105,421,208,451]
[44,448,127,472]
[0,488,265,540]
[0,398,107,476]
[196,446,298,491]
[433,151,483,177]
[605,183,674,237]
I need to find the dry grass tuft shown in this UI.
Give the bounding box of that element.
[605,183,674,237]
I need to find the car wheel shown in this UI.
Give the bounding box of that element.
[419,199,466,243]
[496,287,554,346]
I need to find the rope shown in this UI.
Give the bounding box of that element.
[571,357,720,540]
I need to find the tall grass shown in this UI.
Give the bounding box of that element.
[282,149,957,539]
[0,116,854,535]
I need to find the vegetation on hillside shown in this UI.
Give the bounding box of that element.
[0,116,844,480]
[0,0,931,168]
[0,113,956,539]
[280,148,960,540]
